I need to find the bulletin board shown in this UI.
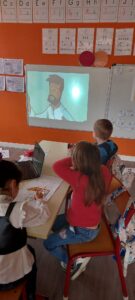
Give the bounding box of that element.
[106,65,135,139]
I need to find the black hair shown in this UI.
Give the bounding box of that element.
[0,160,22,188]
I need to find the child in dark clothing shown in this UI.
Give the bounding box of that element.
[93,119,118,165]
[0,160,50,299]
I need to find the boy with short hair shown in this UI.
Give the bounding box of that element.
[93,119,118,165]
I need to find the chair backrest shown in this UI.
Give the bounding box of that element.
[106,155,116,171]
[104,176,135,276]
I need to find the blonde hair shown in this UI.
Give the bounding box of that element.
[72,141,105,206]
[94,119,113,140]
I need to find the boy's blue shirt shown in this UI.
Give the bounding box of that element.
[98,140,118,165]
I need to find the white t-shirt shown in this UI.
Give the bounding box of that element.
[31,104,74,121]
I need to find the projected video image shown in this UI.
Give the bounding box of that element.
[27,71,89,122]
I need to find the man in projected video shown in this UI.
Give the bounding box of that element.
[37,75,74,121]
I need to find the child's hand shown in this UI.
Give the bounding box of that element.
[67,143,75,156]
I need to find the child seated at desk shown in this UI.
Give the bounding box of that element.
[43,141,112,280]
[68,119,118,166]
[93,118,118,165]
[0,160,50,300]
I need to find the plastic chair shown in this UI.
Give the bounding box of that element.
[63,177,134,300]
[0,281,27,300]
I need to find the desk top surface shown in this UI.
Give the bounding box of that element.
[27,140,69,239]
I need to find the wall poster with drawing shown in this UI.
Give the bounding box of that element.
[105,65,135,139]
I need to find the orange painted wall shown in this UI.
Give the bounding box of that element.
[0,23,135,155]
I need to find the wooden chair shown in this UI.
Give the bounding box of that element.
[63,177,135,300]
[0,281,27,300]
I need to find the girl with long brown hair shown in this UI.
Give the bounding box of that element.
[44,141,112,279]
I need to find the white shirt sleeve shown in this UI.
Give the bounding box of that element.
[9,199,50,228]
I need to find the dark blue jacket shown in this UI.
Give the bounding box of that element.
[98,140,118,165]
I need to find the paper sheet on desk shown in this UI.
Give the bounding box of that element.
[15,175,63,202]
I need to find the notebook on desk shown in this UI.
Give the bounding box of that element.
[17,143,45,180]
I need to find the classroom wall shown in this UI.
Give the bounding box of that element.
[0,23,135,155]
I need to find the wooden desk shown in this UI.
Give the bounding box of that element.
[26,140,69,239]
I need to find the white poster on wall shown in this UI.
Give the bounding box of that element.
[42,28,58,54]
[0,59,4,74]
[4,59,23,76]
[114,28,134,56]
[49,0,65,23]
[33,0,49,23]
[77,28,94,54]
[118,0,135,22]
[130,77,135,103]
[6,76,24,92]
[95,28,114,54]
[100,0,119,22]
[60,28,76,54]
[133,43,135,56]
[17,0,32,23]
[83,0,100,22]
[66,0,83,23]
[0,76,5,91]
[0,5,1,22]
[1,0,16,22]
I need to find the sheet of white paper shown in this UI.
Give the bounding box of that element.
[1,0,17,22]
[100,0,119,22]
[0,59,4,74]
[95,28,114,54]
[33,0,48,23]
[4,59,23,76]
[130,78,135,102]
[83,0,100,22]
[49,0,65,23]
[77,28,94,54]
[114,28,134,56]
[118,5,135,22]
[133,43,135,56]
[6,76,24,92]
[66,0,83,23]
[17,0,32,23]
[60,28,76,54]
[0,76,5,91]
[15,175,63,202]
[42,28,58,54]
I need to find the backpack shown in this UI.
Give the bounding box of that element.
[105,187,135,277]
[111,154,135,197]
[114,197,135,276]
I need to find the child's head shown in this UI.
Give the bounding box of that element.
[0,160,22,199]
[72,141,101,175]
[93,119,113,142]
[72,141,105,206]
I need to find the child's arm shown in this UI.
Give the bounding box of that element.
[9,199,50,228]
[53,157,79,186]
